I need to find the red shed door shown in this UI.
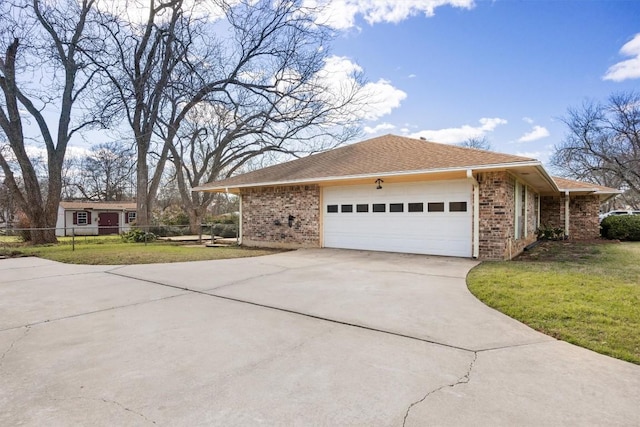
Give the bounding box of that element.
[98,212,119,235]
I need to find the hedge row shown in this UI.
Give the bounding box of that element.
[601,215,640,241]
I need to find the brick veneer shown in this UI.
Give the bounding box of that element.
[477,171,537,260]
[240,185,321,249]
[238,177,600,258]
[540,194,600,239]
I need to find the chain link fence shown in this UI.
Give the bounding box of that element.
[0,223,239,251]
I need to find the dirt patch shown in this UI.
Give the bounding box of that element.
[515,239,618,262]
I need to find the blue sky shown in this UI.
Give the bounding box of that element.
[20,1,640,173]
[321,0,640,169]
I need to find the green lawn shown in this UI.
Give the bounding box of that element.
[467,242,640,364]
[0,237,283,264]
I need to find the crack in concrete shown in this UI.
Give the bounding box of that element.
[49,395,156,425]
[0,326,30,369]
[107,270,475,353]
[94,397,157,425]
[0,293,188,333]
[475,338,555,353]
[0,270,111,285]
[206,256,369,291]
[366,269,474,280]
[402,352,477,427]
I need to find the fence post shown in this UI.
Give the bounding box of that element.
[72,228,75,251]
[198,223,202,244]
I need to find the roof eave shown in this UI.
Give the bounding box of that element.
[557,188,622,202]
[193,161,545,193]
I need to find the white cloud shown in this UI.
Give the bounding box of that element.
[408,74,417,79]
[364,122,396,134]
[310,0,475,30]
[603,33,640,82]
[318,56,407,121]
[518,125,550,142]
[358,78,407,120]
[66,146,92,158]
[515,148,552,164]
[522,117,534,124]
[410,117,507,144]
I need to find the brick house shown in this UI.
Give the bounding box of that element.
[195,135,618,260]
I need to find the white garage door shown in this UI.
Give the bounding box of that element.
[323,180,472,257]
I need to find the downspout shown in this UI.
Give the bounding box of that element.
[467,170,480,259]
[232,188,242,246]
[537,193,541,230]
[564,190,570,239]
[524,186,528,237]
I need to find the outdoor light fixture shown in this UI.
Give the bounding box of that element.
[375,178,384,190]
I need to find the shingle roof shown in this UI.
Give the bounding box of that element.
[195,134,537,190]
[552,176,621,193]
[60,201,136,210]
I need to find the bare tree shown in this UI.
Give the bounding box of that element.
[551,92,640,208]
[86,0,362,229]
[160,0,363,231]
[458,136,492,150]
[82,0,192,228]
[0,0,98,243]
[0,177,18,227]
[69,141,136,201]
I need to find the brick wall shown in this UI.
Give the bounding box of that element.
[540,194,600,240]
[240,185,321,249]
[570,195,600,239]
[540,195,562,230]
[477,171,537,260]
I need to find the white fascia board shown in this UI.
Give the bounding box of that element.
[194,161,546,192]
[557,187,623,195]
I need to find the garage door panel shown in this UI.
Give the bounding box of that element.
[323,180,472,257]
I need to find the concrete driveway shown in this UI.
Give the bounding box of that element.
[1,249,638,426]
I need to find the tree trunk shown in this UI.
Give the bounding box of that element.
[25,202,58,244]
[135,149,151,229]
[188,207,203,235]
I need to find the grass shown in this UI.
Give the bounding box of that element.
[467,241,640,364]
[0,237,283,264]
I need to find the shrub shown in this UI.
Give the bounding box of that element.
[152,206,189,226]
[536,224,565,241]
[148,225,188,237]
[209,223,237,238]
[205,213,239,225]
[601,215,640,241]
[121,228,156,243]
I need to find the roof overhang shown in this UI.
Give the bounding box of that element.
[555,187,622,202]
[193,161,556,194]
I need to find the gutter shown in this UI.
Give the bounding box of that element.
[193,160,546,193]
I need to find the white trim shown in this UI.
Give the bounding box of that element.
[467,170,480,259]
[194,161,549,192]
[514,181,524,240]
[537,193,541,230]
[524,185,528,238]
[238,194,243,245]
[556,187,622,194]
[76,211,88,225]
[564,191,570,238]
